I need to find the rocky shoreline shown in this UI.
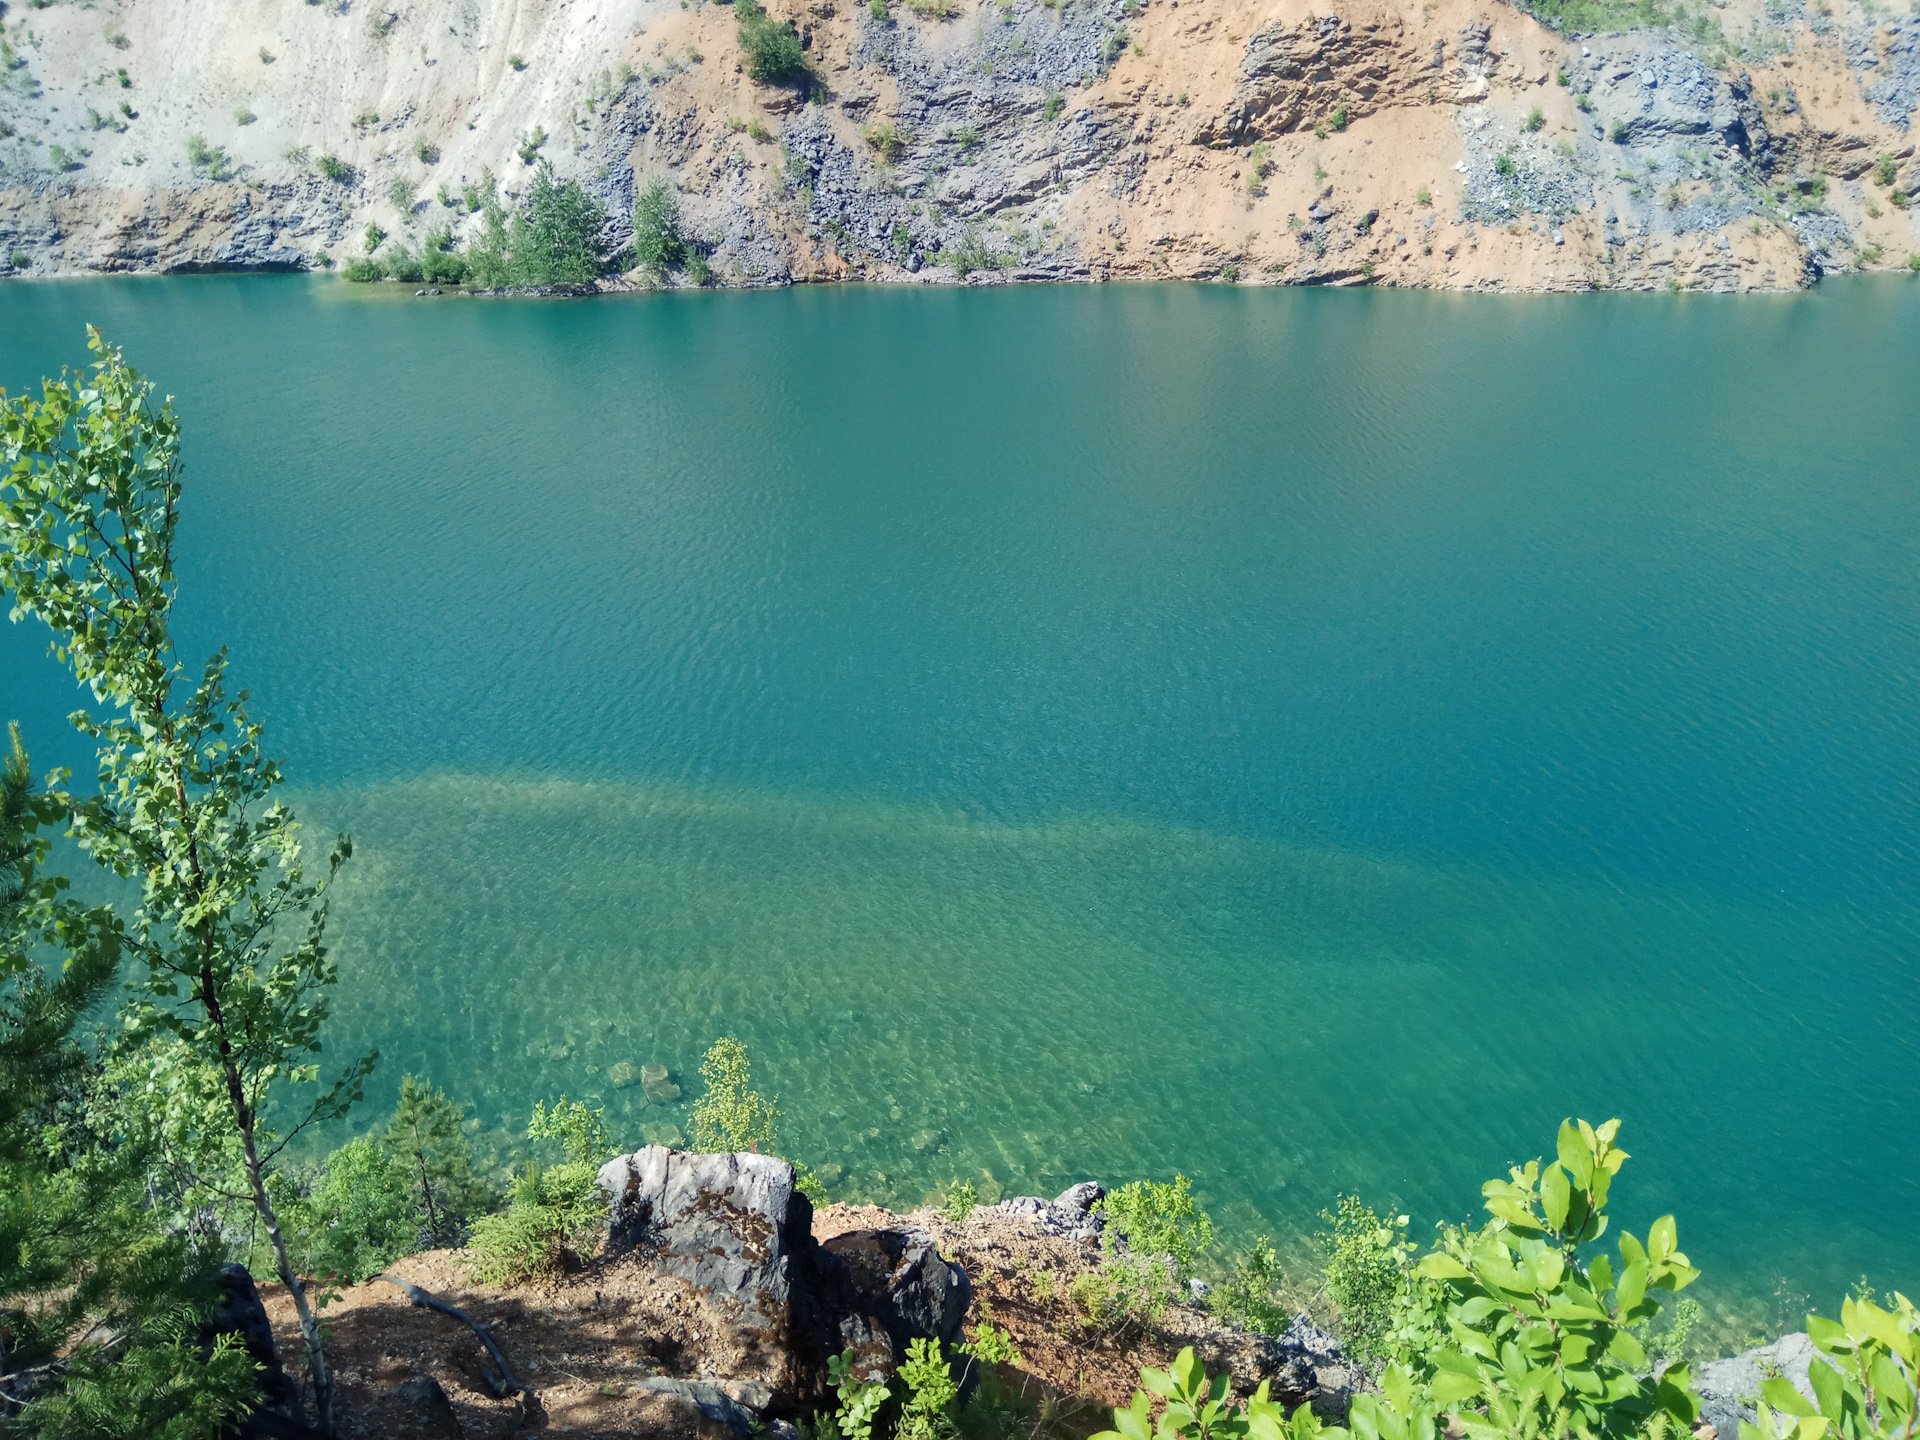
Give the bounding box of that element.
[0,0,1915,294]
[217,1147,1823,1438]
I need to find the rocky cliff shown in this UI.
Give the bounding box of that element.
[0,0,1915,290]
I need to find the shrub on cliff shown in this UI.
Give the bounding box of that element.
[1093,1119,1706,1440]
[466,1097,612,1284]
[737,0,807,85]
[1075,1175,1216,1329]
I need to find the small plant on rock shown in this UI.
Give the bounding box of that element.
[939,1178,979,1222]
[689,1037,779,1153]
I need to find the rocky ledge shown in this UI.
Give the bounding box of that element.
[240,1148,1351,1439]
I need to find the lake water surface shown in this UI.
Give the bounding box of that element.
[3,276,1917,1329]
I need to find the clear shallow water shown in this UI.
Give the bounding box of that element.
[2,277,1917,1328]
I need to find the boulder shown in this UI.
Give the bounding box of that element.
[599,1146,812,1310]
[209,1263,301,1427]
[385,1375,462,1440]
[596,1147,974,1416]
[1695,1333,1819,1440]
[818,1226,971,1356]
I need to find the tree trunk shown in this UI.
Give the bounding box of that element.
[223,1053,335,1437]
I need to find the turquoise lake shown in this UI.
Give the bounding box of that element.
[2,276,1917,1331]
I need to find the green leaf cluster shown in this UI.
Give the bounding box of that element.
[1743,1291,1919,1440]
[1413,1118,1701,1439]
[690,1035,781,1154]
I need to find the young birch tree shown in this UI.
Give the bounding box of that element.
[0,330,374,1436]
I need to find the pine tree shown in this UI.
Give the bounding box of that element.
[384,1074,494,1248]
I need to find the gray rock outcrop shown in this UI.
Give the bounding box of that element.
[596,1146,974,1417]
[1695,1332,1820,1440]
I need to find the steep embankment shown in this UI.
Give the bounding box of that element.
[0,0,1915,290]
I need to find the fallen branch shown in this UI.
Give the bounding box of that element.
[373,1274,524,1399]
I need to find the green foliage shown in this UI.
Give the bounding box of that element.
[290,1135,418,1284]
[465,1159,605,1284]
[1494,152,1517,177]
[864,117,909,162]
[633,178,689,276]
[383,1073,492,1245]
[1316,1195,1422,1365]
[364,221,388,253]
[1247,140,1274,192]
[1210,1236,1290,1337]
[342,256,387,282]
[737,0,808,85]
[14,1330,261,1440]
[513,161,609,283]
[1103,1175,1215,1274]
[388,175,418,210]
[415,136,441,164]
[1042,87,1064,120]
[0,726,256,1437]
[940,1178,979,1222]
[464,1095,610,1282]
[317,151,350,182]
[516,125,547,165]
[1074,1176,1217,1330]
[416,224,469,285]
[0,332,374,1434]
[1330,104,1349,131]
[690,1035,780,1153]
[811,1349,892,1440]
[1092,1346,1333,1440]
[1411,1118,1701,1439]
[185,133,230,178]
[529,1094,614,1167]
[1742,1292,1919,1440]
[1524,106,1545,132]
[898,1337,961,1440]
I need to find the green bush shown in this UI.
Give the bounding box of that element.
[317,152,350,182]
[939,1178,979,1223]
[465,1160,605,1284]
[1097,1120,1713,1440]
[737,0,808,85]
[382,1074,491,1243]
[632,178,688,276]
[341,256,387,282]
[1209,1235,1290,1337]
[1315,1195,1422,1365]
[289,1136,419,1285]
[1077,1175,1215,1329]
[1411,1118,1702,1438]
[465,1097,612,1284]
[690,1037,780,1153]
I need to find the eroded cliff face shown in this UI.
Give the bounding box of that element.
[0,0,1915,290]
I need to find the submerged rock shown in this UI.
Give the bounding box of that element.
[641,1062,682,1103]
[608,1060,640,1089]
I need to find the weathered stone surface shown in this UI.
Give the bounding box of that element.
[597,1147,973,1417]
[600,1146,810,1306]
[1695,1333,1820,1440]
[819,1226,972,1356]
[211,1263,297,1417]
